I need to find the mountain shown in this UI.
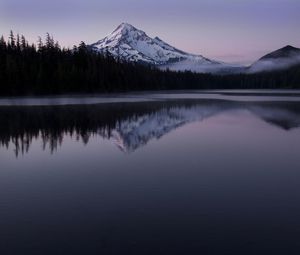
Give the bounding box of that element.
[248,45,300,73]
[89,23,300,74]
[89,23,235,73]
[259,45,300,60]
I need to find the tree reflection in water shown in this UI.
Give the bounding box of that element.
[1,100,300,156]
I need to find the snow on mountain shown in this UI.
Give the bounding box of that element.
[248,45,300,73]
[88,23,300,74]
[89,23,233,73]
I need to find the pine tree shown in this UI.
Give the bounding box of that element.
[0,30,299,96]
[45,33,54,49]
[54,41,60,51]
[9,30,15,49]
[0,36,6,50]
[37,36,43,52]
[78,41,87,52]
[16,34,21,51]
[21,35,27,51]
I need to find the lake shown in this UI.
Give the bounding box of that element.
[1,91,300,255]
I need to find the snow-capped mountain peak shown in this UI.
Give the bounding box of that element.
[108,23,147,44]
[88,23,300,74]
[89,23,226,71]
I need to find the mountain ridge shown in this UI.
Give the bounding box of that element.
[89,23,230,73]
[248,45,300,73]
[259,45,300,60]
[88,22,300,74]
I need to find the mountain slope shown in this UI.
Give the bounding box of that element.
[248,45,300,73]
[89,23,232,73]
[89,23,300,74]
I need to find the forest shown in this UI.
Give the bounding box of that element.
[0,31,300,96]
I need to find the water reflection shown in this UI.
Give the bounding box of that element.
[1,99,300,156]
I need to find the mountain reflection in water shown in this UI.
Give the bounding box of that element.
[1,99,300,156]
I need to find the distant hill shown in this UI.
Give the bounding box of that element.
[248,45,300,73]
[259,45,300,60]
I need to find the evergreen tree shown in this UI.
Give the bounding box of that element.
[21,35,27,51]
[9,30,15,49]
[0,36,6,50]
[78,41,87,53]
[45,33,55,49]
[37,36,43,52]
[16,34,21,51]
[0,31,299,96]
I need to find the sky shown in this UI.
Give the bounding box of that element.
[0,0,299,65]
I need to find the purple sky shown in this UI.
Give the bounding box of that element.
[1,0,299,64]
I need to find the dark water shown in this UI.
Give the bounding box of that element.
[1,96,300,255]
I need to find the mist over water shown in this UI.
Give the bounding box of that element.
[248,54,300,73]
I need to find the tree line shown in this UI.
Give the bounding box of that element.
[0,31,300,96]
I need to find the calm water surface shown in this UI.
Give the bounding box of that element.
[1,92,300,255]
